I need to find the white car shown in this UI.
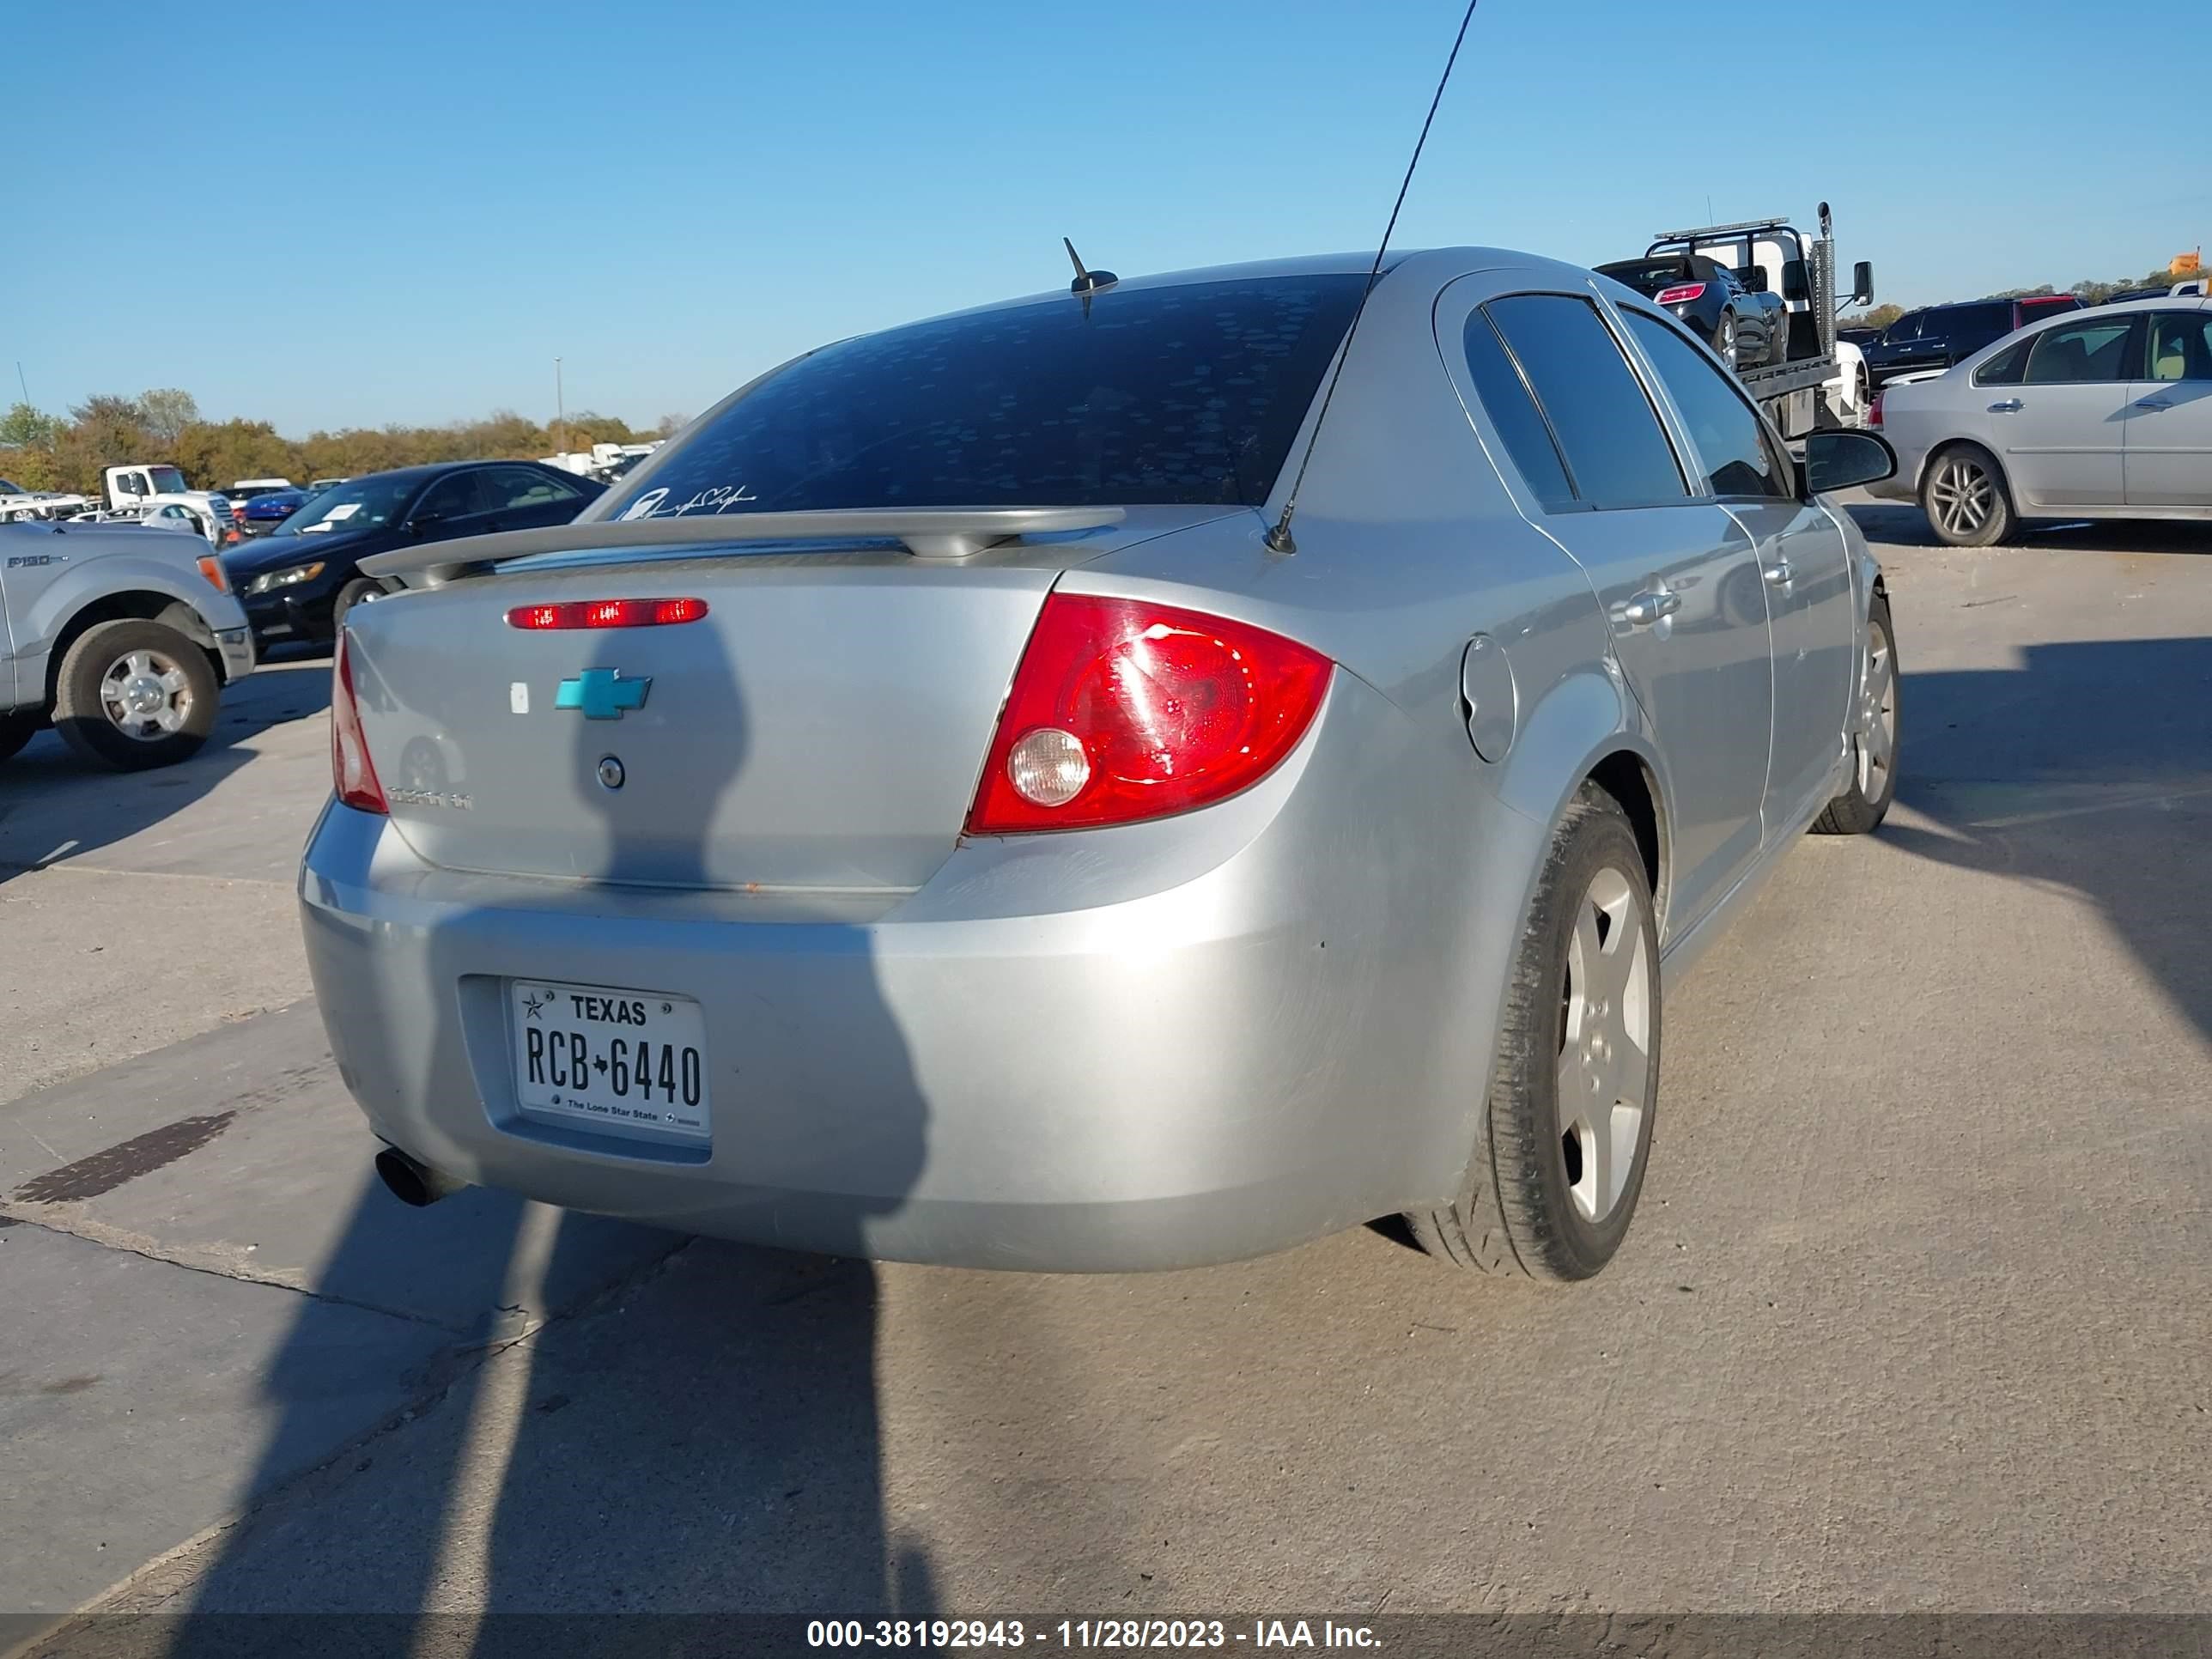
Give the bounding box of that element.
[1867,296,2212,544]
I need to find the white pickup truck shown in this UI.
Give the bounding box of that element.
[94,465,235,544]
[0,520,256,769]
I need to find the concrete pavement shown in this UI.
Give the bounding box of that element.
[3,508,2208,1644]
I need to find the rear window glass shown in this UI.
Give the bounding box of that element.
[1482,295,1687,510]
[603,275,1368,516]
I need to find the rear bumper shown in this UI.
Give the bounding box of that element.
[298,684,1485,1272]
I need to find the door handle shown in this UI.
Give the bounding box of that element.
[1620,590,1681,628]
[1987,398,2023,413]
[2136,395,2174,410]
[1762,558,1793,586]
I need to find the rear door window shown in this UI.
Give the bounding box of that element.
[2146,313,2212,381]
[603,274,1368,517]
[484,465,582,509]
[1620,310,1792,500]
[2023,317,2139,384]
[1940,302,2014,352]
[1974,337,2034,386]
[1480,294,1687,509]
[1459,311,1576,511]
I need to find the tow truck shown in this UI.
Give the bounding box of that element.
[1639,203,1875,436]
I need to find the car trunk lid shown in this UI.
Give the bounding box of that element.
[342,508,1238,892]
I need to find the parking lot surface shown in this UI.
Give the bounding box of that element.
[3,503,2208,1641]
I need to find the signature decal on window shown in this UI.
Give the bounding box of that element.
[615,484,757,522]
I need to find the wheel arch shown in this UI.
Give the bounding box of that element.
[1917,434,2016,507]
[1492,666,1674,939]
[45,591,223,708]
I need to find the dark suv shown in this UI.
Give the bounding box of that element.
[1862,295,2083,387]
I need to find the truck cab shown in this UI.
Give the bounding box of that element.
[102,465,235,546]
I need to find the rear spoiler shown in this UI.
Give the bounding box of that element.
[358,506,1127,588]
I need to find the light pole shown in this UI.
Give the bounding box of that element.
[554,356,567,459]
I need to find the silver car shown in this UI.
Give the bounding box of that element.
[302,251,1899,1279]
[1868,295,2212,545]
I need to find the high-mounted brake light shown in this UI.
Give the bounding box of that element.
[965,595,1334,835]
[505,598,709,629]
[331,631,387,815]
[1654,283,1707,307]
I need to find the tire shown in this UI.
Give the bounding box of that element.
[331,577,381,634]
[52,618,220,771]
[1920,443,2013,547]
[1814,591,1899,836]
[1406,784,1662,1282]
[1713,313,1739,369]
[0,710,40,763]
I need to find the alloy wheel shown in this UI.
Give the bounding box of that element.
[1856,616,1897,798]
[97,648,195,741]
[1929,456,1996,540]
[1554,866,1653,1224]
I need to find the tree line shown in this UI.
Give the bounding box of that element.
[1841,264,2197,334]
[0,392,688,497]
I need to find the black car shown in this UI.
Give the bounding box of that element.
[222,461,604,647]
[1859,295,2084,387]
[1836,325,1883,350]
[1593,252,1787,371]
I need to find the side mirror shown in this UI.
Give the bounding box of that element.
[1850,260,1875,309]
[1803,429,1897,496]
[1737,265,1771,294]
[1781,259,1811,303]
[405,512,443,538]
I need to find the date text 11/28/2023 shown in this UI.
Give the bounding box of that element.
[805,1620,1381,1649]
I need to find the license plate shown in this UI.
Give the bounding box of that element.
[509,979,708,1141]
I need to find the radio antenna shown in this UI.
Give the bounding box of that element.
[1264,0,1482,556]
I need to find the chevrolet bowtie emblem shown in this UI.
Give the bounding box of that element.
[555,669,652,720]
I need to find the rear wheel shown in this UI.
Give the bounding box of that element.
[1814,592,1899,835]
[1713,313,1739,369]
[1406,785,1661,1282]
[1921,444,2013,547]
[52,618,219,770]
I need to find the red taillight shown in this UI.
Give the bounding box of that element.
[965,594,1334,835]
[505,597,709,629]
[1868,391,1884,428]
[331,631,387,815]
[1654,283,1707,307]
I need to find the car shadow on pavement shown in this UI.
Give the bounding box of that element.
[131,605,938,1656]
[1842,500,2212,556]
[1879,636,2212,1048]
[0,663,330,890]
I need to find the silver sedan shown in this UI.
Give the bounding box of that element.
[1867,295,2212,545]
[302,250,1899,1279]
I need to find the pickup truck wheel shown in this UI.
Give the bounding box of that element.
[0,711,40,763]
[1405,784,1660,1282]
[1813,592,1899,836]
[52,618,219,770]
[1921,443,2014,547]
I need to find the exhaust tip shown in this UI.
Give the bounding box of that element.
[374,1146,465,1208]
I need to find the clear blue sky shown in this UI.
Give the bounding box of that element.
[9,0,2204,436]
